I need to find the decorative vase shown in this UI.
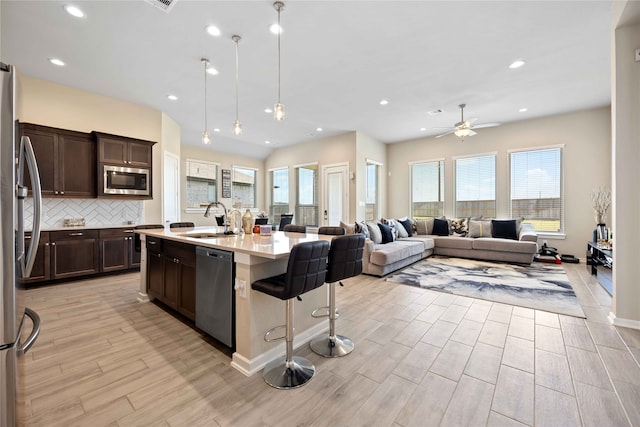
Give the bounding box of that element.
[242,209,254,234]
[593,223,607,242]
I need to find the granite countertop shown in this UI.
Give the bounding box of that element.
[136,226,333,260]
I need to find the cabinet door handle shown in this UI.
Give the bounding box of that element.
[173,258,179,263]
[60,191,64,195]
[124,230,135,233]
[45,242,49,246]
[148,241,157,245]
[68,232,83,236]
[51,242,56,246]
[54,191,59,195]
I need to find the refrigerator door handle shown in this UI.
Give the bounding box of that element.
[17,308,40,355]
[17,135,42,278]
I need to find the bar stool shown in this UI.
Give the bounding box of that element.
[169,222,195,228]
[317,226,346,236]
[251,240,329,389]
[310,234,365,357]
[283,224,306,233]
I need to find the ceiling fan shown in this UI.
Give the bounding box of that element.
[435,103,501,140]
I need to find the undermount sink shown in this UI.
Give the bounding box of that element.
[180,232,235,239]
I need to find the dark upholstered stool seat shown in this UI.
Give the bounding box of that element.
[283,224,306,233]
[317,226,346,236]
[252,240,329,389]
[169,222,195,228]
[278,214,293,230]
[310,234,364,357]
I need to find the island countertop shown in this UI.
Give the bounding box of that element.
[135,226,333,259]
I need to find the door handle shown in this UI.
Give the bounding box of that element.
[68,232,84,236]
[17,308,41,355]
[17,136,42,279]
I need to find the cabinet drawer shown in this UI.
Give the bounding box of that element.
[164,241,195,265]
[50,229,99,241]
[99,228,135,238]
[146,236,163,253]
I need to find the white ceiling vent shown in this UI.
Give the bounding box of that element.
[144,0,178,13]
[428,108,444,116]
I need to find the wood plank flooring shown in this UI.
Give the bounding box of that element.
[20,263,640,426]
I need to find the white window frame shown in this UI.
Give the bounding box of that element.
[269,166,290,222]
[453,152,497,219]
[294,162,319,227]
[365,158,382,221]
[508,144,565,237]
[184,158,220,213]
[409,158,445,218]
[231,165,258,209]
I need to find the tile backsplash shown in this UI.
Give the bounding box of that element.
[24,198,144,229]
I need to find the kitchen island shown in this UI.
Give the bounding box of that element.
[135,226,333,376]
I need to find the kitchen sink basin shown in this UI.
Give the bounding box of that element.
[180,232,235,238]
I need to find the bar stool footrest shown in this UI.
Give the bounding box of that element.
[264,324,287,342]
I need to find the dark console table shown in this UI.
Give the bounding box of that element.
[586,241,612,295]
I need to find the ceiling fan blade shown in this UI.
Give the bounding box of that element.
[432,127,455,130]
[467,129,477,136]
[474,122,501,129]
[435,130,455,138]
[466,117,479,125]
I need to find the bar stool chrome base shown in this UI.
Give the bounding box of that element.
[310,334,354,358]
[263,355,316,389]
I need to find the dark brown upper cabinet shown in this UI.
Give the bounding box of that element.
[94,132,154,168]
[19,123,96,198]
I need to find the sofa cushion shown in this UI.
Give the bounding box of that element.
[491,219,518,240]
[432,218,449,236]
[434,236,474,250]
[340,221,355,235]
[473,237,537,254]
[367,221,382,244]
[468,219,492,238]
[369,241,424,265]
[401,236,435,251]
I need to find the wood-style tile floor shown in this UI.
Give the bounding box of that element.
[20,263,640,426]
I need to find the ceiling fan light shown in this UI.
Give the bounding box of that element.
[454,128,475,138]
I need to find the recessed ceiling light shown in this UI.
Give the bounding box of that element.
[519,107,528,112]
[509,59,526,69]
[264,108,273,113]
[167,94,178,101]
[213,128,220,132]
[265,140,271,144]
[64,5,85,18]
[316,127,323,132]
[206,25,221,36]
[379,99,389,106]
[420,127,427,131]
[206,66,219,76]
[49,58,65,66]
[269,24,282,34]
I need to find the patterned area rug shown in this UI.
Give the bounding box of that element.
[386,256,585,318]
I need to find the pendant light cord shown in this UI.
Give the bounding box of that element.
[277,4,281,103]
[235,37,240,120]
[203,59,208,132]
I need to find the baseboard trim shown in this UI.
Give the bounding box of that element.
[136,291,150,303]
[608,312,640,330]
[230,322,329,377]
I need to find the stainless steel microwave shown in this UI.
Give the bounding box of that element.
[103,165,150,196]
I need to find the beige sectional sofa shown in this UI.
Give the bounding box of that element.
[359,220,538,277]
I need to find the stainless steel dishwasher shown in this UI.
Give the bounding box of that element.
[196,246,235,348]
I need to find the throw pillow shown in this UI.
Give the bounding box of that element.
[398,218,413,237]
[340,220,355,235]
[355,220,370,239]
[378,223,394,244]
[366,221,382,244]
[468,219,492,238]
[432,218,450,236]
[414,217,435,235]
[491,219,518,240]
[450,217,469,237]
[382,218,400,240]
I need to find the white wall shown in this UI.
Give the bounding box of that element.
[180,144,264,227]
[386,107,611,258]
[611,12,640,326]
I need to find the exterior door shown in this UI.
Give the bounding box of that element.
[322,163,349,226]
[163,152,179,224]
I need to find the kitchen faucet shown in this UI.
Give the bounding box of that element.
[204,201,234,234]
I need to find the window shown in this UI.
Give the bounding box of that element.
[295,164,318,226]
[365,160,381,221]
[270,168,289,223]
[232,166,257,208]
[455,154,496,218]
[185,159,217,209]
[410,160,444,218]
[510,147,563,233]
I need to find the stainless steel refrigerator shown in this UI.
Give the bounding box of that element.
[1,62,42,426]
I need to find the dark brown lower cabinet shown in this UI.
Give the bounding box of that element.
[50,230,100,280]
[100,228,137,272]
[146,237,196,321]
[20,232,51,284]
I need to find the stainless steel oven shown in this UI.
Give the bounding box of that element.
[103,165,150,196]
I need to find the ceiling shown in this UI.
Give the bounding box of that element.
[1,1,612,159]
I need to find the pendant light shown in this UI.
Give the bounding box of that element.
[273,1,285,121]
[201,58,211,144]
[232,35,242,136]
